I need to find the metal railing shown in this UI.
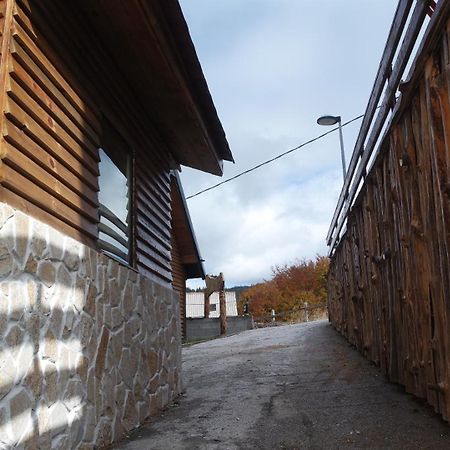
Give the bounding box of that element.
[327,0,445,256]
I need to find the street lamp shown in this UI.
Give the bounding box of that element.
[317,115,347,181]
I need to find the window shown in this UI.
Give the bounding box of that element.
[210,303,217,312]
[98,120,133,265]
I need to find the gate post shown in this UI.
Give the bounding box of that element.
[218,275,227,335]
[204,273,227,335]
[204,291,211,318]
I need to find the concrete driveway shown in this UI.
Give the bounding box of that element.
[114,320,450,449]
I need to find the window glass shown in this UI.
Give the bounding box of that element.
[98,148,130,262]
[99,149,128,224]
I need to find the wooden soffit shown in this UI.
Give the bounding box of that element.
[78,0,233,176]
[171,173,205,279]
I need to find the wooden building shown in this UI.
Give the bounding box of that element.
[0,1,232,448]
[0,0,232,278]
[327,0,450,424]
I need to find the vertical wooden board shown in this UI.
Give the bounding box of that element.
[0,0,14,164]
[328,18,450,422]
[426,60,450,416]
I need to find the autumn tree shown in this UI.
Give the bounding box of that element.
[241,256,329,322]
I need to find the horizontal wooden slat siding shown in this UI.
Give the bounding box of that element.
[135,190,171,239]
[136,152,172,201]
[2,141,97,219]
[135,172,173,282]
[136,240,172,273]
[0,4,101,246]
[135,155,173,280]
[137,252,172,284]
[0,164,97,238]
[171,236,187,337]
[3,99,98,190]
[0,1,178,286]
[134,149,172,284]
[19,0,169,170]
[6,75,99,174]
[328,18,450,423]
[2,119,98,205]
[9,31,99,146]
[135,224,171,261]
[12,2,101,131]
[0,1,14,157]
[0,3,7,39]
[21,0,175,285]
[8,30,100,161]
[135,172,172,223]
[1,187,95,248]
[8,56,99,152]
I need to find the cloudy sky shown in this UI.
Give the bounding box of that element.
[179,0,397,288]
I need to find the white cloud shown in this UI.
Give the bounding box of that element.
[180,0,397,287]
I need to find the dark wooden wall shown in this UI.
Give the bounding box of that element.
[328,19,450,422]
[1,0,101,245]
[0,0,174,284]
[171,236,187,338]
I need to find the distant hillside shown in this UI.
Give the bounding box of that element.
[227,285,251,300]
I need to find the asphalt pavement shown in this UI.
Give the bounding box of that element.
[113,320,450,449]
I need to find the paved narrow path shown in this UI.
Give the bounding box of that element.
[114,321,450,449]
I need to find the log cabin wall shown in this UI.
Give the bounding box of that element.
[1,0,101,248]
[328,17,450,422]
[0,0,173,285]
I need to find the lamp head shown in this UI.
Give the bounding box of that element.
[317,115,341,126]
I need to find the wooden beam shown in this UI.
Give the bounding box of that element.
[0,0,15,168]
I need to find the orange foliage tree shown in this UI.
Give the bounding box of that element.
[240,256,329,322]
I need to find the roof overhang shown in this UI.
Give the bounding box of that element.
[78,0,233,176]
[171,172,205,279]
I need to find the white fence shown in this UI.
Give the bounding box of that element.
[186,292,238,318]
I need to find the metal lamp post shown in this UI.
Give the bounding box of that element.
[317,115,347,181]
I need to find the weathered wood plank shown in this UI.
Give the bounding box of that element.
[6,75,100,167]
[8,55,99,149]
[9,40,100,146]
[0,163,97,238]
[10,14,101,129]
[2,118,99,205]
[135,224,171,261]
[136,239,172,273]
[136,251,172,283]
[0,0,15,155]
[2,141,98,221]
[4,96,99,187]
[0,186,96,247]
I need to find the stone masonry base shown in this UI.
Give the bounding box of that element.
[0,203,182,449]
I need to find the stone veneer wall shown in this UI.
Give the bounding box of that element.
[0,203,182,449]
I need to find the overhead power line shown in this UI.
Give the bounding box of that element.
[186,112,368,200]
